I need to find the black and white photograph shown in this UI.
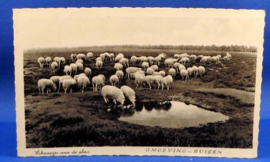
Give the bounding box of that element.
[14,8,264,158]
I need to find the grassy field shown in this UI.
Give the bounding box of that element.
[24,47,257,148]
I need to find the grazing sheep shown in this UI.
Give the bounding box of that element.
[84,67,92,78]
[115,70,124,81]
[174,54,180,59]
[114,63,123,71]
[50,76,61,89]
[187,67,193,77]
[162,75,173,90]
[147,56,155,65]
[180,69,189,81]
[101,85,125,107]
[53,57,61,65]
[164,59,175,68]
[173,62,181,72]
[98,74,106,83]
[76,62,84,72]
[179,53,190,59]
[58,75,72,92]
[130,56,138,65]
[192,65,199,77]
[92,76,105,91]
[145,75,155,89]
[96,57,103,62]
[190,54,197,60]
[146,67,155,75]
[158,53,166,61]
[76,59,84,64]
[179,57,189,65]
[178,64,186,72]
[141,61,149,70]
[96,60,103,70]
[100,53,106,61]
[74,73,87,82]
[115,53,124,62]
[152,72,161,76]
[37,79,57,95]
[153,56,161,65]
[198,66,206,77]
[151,65,158,71]
[71,53,77,61]
[200,56,208,64]
[126,67,142,79]
[153,75,163,89]
[37,57,45,68]
[60,57,66,68]
[109,53,115,62]
[77,75,91,93]
[70,63,78,75]
[76,53,86,60]
[121,85,136,106]
[64,65,72,75]
[159,70,166,77]
[109,75,119,86]
[119,58,129,67]
[45,57,52,66]
[169,68,176,79]
[138,56,148,64]
[86,52,93,61]
[51,62,59,74]
[62,78,77,94]
[134,73,145,89]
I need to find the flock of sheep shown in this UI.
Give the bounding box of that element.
[35,51,232,108]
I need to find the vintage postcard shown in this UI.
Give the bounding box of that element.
[14,8,265,158]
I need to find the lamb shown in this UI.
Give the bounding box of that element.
[64,65,72,75]
[134,73,145,89]
[151,65,158,71]
[75,62,84,72]
[86,52,93,61]
[96,60,103,70]
[92,76,105,91]
[70,63,77,75]
[198,66,206,77]
[71,53,77,61]
[168,68,176,79]
[180,69,189,81]
[101,85,125,107]
[153,75,163,89]
[146,67,155,75]
[192,65,199,77]
[162,75,173,90]
[126,67,142,79]
[119,58,129,67]
[114,63,123,71]
[51,62,59,74]
[37,57,45,68]
[37,79,57,95]
[45,57,52,66]
[141,61,149,70]
[120,85,136,106]
[76,53,86,60]
[62,78,77,94]
[84,68,92,78]
[77,75,91,93]
[109,75,119,86]
[115,70,124,81]
[145,75,155,89]
[58,75,72,92]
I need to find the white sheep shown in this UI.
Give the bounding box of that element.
[96,60,103,70]
[134,73,145,89]
[153,75,163,89]
[115,70,124,81]
[58,75,72,92]
[125,67,142,79]
[60,57,66,68]
[76,59,84,64]
[200,56,208,64]
[109,53,115,62]
[98,74,106,83]
[51,62,59,74]
[70,63,77,75]
[119,58,129,67]
[147,56,155,65]
[76,62,84,72]
[101,85,125,106]
[96,57,103,62]
[187,67,193,77]
[120,85,136,106]
[92,76,105,91]
[76,53,86,60]
[86,52,93,61]
[180,69,189,81]
[198,66,206,77]
[100,53,106,61]
[158,53,166,61]
[77,75,91,93]
[190,54,197,60]
[115,53,124,62]
[179,57,189,65]
[130,56,138,65]
[179,53,190,59]
[159,70,166,77]
[178,64,186,72]
[37,79,57,95]
[153,56,161,65]
[145,75,155,89]
[71,53,77,61]
[84,68,92,78]
[151,65,158,71]
[62,78,77,94]
[37,57,45,68]
[53,57,61,65]
[74,73,86,82]
[50,76,61,89]
[146,67,155,75]
[64,65,72,75]
[141,61,149,70]
[192,65,199,78]
[45,57,52,66]
[109,75,119,86]
[162,75,173,90]
[164,59,175,68]
[114,63,123,71]
[169,68,176,79]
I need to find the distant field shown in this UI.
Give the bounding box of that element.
[24,47,257,148]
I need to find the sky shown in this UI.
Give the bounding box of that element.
[13,8,265,49]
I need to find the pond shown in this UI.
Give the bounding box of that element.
[118,101,229,129]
